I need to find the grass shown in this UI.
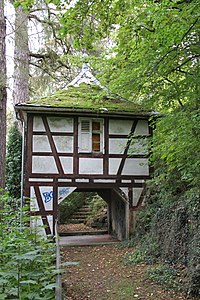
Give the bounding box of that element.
[111,279,136,300]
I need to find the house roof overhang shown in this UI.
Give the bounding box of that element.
[15,83,158,120]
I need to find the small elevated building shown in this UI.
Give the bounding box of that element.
[15,64,154,240]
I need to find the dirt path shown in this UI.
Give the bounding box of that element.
[61,244,193,300]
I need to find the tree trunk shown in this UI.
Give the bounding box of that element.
[0,0,7,190]
[13,5,29,105]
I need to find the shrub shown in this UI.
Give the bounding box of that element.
[147,265,179,291]
[6,123,22,198]
[0,193,56,299]
[88,193,107,218]
[125,187,200,295]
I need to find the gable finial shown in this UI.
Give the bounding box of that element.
[67,55,107,90]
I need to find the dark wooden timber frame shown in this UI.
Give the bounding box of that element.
[24,112,153,235]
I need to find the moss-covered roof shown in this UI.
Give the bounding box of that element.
[16,83,151,115]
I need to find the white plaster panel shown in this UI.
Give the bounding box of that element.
[31,216,53,237]
[109,119,133,135]
[60,157,73,174]
[30,217,46,236]
[30,187,39,211]
[53,136,73,153]
[120,187,129,198]
[141,197,146,207]
[93,179,116,183]
[79,158,103,174]
[135,179,145,183]
[30,188,54,237]
[33,116,45,132]
[47,215,53,235]
[30,186,53,211]
[58,179,72,182]
[122,158,149,176]
[109,138,127,154]
[40,186,54,210]
[58,187,76,203]
[31,215,53,236]
[121,180,132,183]
[76,179,89,182]
[32,156,58,174]
[109,158,122,175]
[33,135,51,152]
[47,117,73,132]
[128,138,148,155]
[132,188,143,206]
[134,120,149,135]
[29,178,53,182]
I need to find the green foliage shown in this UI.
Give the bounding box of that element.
[88,193,107,218]
[59,0,117,50]
[51,0,200,106]
[14,0,34,10]
[187,214,200,297]
[59,192,88,223]
[125,187,200,295]
[147,265,179,291]
[0,193,56,299]
[6,123,22,199]
[12,0,200,296]
[123,248,154,265]
[123,231,160,265]
[151,109,200,189]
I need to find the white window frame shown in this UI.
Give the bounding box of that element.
[78,117,104,153]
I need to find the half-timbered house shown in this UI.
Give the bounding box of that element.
[15,63,154,240]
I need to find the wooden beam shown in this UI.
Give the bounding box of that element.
[42,116,64,175]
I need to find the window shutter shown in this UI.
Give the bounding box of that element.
[79,120,91,152]
[81,120,90,132]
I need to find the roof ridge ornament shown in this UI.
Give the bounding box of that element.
[67,62,107,90]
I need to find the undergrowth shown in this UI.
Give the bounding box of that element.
[147,265,179,291]
[59,192,88,222]
[0,192,57,299]
[123,186,200,296]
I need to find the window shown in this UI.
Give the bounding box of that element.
[92,121,101,152]
[79,118,103,153]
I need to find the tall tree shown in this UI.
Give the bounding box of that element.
[56,0,200,106]
[0,0,7,190]
[13,0,73,99]
[12,4,29,104]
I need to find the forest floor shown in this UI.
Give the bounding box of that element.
[60,224,195,300]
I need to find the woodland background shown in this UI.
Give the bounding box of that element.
[0,0,199,297]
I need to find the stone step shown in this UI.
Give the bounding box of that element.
[67,219,86,224]
[70,215,89,219]
[78,207,92,212]
[72,211,91,216]
[59,230,108,236]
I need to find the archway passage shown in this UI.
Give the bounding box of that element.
[58,191,108,236]
[58,188,130,244]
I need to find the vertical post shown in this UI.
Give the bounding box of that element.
[20,119,25,227]
[53,181,58,235]
[55,219,62,300]
[129,210,137,236]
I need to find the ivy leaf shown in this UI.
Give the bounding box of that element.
[20,280,38,285]
[42,283,59,290]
